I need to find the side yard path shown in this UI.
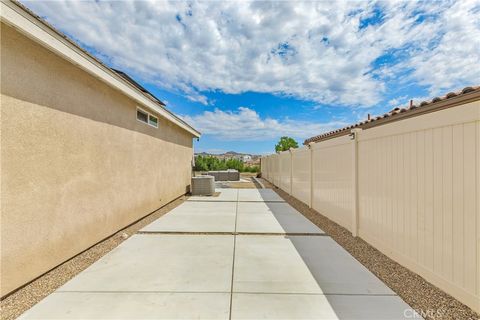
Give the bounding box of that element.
[260,178,480,320]
[19,188,418,319]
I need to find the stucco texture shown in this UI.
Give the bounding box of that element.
[1,23,194,296]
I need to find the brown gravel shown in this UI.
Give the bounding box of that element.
[260,178,479,320]
[0,196,186,320]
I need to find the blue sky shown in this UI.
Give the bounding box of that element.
[23,1,480,154]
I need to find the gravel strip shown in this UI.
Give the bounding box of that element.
[259,179,479,320]
[0,196,186,320]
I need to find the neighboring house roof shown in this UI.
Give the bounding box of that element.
[0,0,200,138]
[304,86,480,145]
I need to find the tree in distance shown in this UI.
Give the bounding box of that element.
[275,136,299,152]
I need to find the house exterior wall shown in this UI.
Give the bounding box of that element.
[1,24,194,296]
[261,99,480,312]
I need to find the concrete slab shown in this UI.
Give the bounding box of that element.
[187,188,238,202]
[58,235,234,292]
[233,236,394,295]
[236,202,324,234]
[231,293,415,320]
[20,292,230,319]
[233,236,323,294]
[237,189,284,202]
[19,186,421,319]
[141,202,236,233]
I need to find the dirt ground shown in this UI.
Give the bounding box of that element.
[229,173,260,188]
[259,178,480,320]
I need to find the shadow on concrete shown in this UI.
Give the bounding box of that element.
[261,202,325,234]
[262,197,413,320]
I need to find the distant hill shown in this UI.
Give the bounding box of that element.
[195,151,260,161]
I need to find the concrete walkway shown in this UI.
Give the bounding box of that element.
[21,188,417,319]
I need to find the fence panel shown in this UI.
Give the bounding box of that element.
[262,156,270,181]
[266,155,273,181]
[357,101,479,312]
[279,151,291,193]
[271,154,280,187]
[291,147,311,205]
[311,135,354,232]
[262,154,277,186]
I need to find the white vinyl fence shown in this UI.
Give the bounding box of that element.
[312,135,354,232]
[292,147,311,206]
[279,151,291,194]
[261,100,480,313]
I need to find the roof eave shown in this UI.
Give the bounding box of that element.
[1,0,200,138]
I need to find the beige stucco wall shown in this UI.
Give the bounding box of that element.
[1,23,194,296]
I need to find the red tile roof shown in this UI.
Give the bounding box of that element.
[304,86,480,145]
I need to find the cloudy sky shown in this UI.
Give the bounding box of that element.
[23,0,480,154]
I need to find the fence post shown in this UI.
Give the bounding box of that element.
[351,128,362,237]
[308,142,314,208]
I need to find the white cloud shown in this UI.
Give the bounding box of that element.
[404,1,480,95]
[22,0,480,107]
[388,96,407,107]
[182,107,347,141]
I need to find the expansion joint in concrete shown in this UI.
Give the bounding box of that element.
[136,231,329,237]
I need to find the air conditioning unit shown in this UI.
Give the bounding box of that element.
[191,175,215,196]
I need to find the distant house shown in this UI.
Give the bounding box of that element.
[242,155,252,162]
[0,1,200,297]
